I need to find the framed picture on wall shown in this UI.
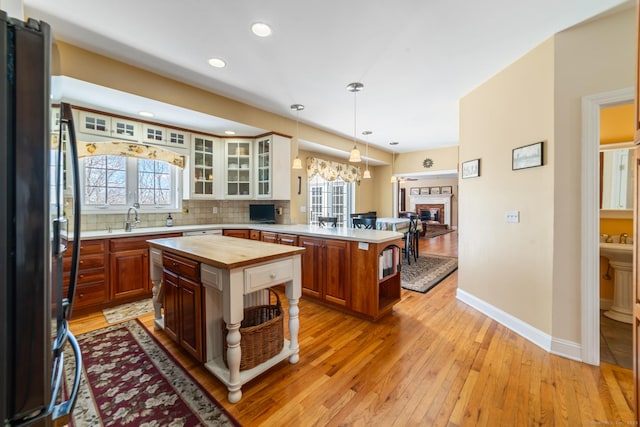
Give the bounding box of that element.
[430,186,441,195]
[461,158,480,178]
[409,187,420,196]
[420,187,430,195]
[512,141,543,170]
[441,186,452,194]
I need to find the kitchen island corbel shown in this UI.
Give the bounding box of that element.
[147,234,305,403]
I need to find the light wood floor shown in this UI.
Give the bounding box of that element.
[69,231,635,426]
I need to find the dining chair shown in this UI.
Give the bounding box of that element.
[318,216,337,227]
[402,217,419,264]
[353,217,375,229]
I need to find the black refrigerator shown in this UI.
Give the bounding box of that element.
[0,10,82,427]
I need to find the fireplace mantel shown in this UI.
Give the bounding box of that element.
[409,194,452,225]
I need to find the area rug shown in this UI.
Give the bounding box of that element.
[102,298,154,324]
[62,319,240,426]
[423,229,453,238]
[401,254,458,293]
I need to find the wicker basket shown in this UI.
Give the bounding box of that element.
[222,288,284,370]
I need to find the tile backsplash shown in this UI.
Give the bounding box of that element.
[67,199,291,232]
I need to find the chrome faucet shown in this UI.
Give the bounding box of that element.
[620,233,629,244]
[125,204,140,232]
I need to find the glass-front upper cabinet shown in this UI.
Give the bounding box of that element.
[192,134,216,198]
[226,140,252,197]
[256,136,271,197]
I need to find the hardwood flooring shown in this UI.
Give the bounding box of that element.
[69,231,635,426]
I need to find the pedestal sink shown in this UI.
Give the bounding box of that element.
[600,242,633,324]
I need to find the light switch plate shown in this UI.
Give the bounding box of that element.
[505,210,520,223]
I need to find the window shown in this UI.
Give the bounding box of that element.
[81,155,180,211]
[308,175,354,226]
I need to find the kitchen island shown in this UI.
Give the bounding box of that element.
[147,234,305,403]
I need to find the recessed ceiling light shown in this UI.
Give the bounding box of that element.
[389,141,399,146]
[208,57,226,68]
[251,22,272,37]
[224,130,236,135]
[138,111,154,118]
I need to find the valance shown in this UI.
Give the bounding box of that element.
[306,157,361,183]
[75,141,185,168]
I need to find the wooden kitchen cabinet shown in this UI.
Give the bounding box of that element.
[63,239,107,313]
[223,229,250,239]
[260,231,278,243]
[299,236,349,307]
[109,237,150,302]
[162,252,204,362]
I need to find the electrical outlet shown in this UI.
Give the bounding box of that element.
[505,210,520,223]
[300,206,306,213]
[212,206,218,214]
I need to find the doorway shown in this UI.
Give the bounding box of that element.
[581,87,634,366]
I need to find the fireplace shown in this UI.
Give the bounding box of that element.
[408,194,452,227]
[416,204,445,224]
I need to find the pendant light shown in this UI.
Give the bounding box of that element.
[362,130,372,179]
[347,82,363,162]
[291,104,304,169]
[390,151,397,183]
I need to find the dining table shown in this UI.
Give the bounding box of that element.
[375,217,423,234]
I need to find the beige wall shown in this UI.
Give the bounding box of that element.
[459,38,556,334]
[393,145,459,176]
[459,7,635,344]
[552,7,635,343]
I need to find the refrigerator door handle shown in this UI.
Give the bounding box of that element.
[60,102,81,320]
[51,331,82,426]
[12,330,82,427]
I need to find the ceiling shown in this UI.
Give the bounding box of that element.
[22,0,631,155]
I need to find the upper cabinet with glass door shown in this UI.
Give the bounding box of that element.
[256,136,271,198]
[225,140,252,197]
[191,134,218,198]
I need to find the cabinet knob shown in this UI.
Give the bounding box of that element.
[269,272,276,279]
[79,293,84,298]
[79,274,85,278]
[79,260,84,264]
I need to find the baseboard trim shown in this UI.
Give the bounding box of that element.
[456,289,582,362]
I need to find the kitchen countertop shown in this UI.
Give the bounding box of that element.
[148,234,306,270]
[72,223,403,244]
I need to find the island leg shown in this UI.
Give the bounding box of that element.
[151,277,163,330]
[148,248,164,331]
[225,322,242,403]
[286,256,302,364]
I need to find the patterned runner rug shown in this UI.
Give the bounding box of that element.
[63,319,239,426]
[102,299,154,324]
[401,254,458,293]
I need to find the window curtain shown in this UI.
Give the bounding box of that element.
[306,157,361,183]
[75,140,185,168]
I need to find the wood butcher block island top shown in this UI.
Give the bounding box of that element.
[147,234,305,269]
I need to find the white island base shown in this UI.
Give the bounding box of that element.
[148,235,303,403]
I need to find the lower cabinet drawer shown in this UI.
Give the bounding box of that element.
[67,282,108,308]
[64,268,105,286]
[163,252,199,281]
[243,258,294,293]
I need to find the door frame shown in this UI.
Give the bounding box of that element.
[581,86,633,365]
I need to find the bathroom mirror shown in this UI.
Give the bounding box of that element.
[600,142,635,217]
